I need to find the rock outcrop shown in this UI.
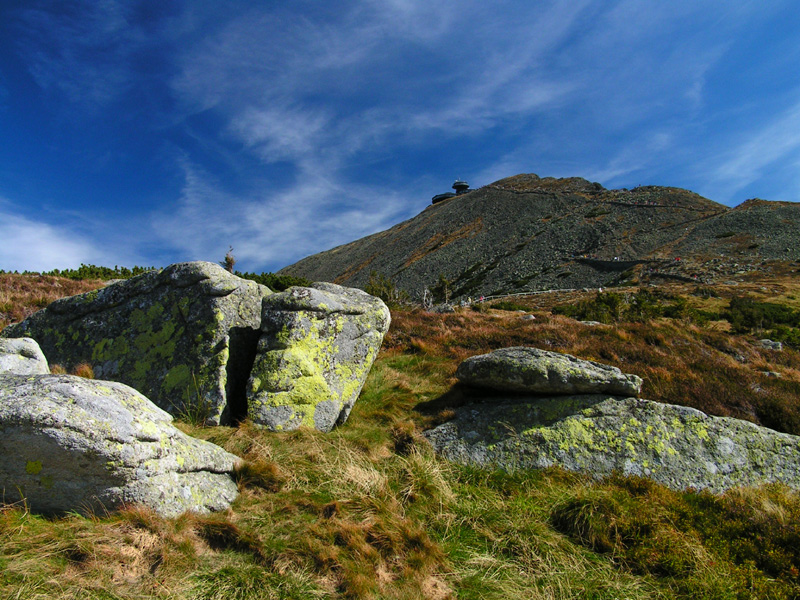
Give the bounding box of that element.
[1,262,272,425]
[247,283,391,431]
[426,347,800,493]
[0,337,49,375]
[456,347,643,397]
[424,395,800,493]
[1,264,390,432]
[0,373,240,517]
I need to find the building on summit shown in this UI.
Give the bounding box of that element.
[432,179,471,204]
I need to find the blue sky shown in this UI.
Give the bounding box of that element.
[1,1,799,273]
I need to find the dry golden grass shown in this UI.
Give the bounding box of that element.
[385,291,800,435]
[0,273,103,330]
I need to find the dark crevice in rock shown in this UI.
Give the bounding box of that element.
[225,327,261,425]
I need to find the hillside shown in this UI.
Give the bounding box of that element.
[281,174,800,299]
[3,272,800,598]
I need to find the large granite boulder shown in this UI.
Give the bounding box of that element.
[0,374,239,517]
[424,395,800,493]
[0,338,49,375]
[247,282,390,431]
[457,347,643,397]
[1,262,272,425]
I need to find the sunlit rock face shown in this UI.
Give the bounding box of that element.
[425,394,800,493]
[1,262,272,425]
[427,348,800,493]
[456,346,643,397]
[247,282,390,432]
[0,373,239,517]
[0,337,49,375]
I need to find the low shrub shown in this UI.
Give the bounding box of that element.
[41,264,155,280]
[363,271,410,307]
[489,300,529,312]
[236,271,312,292]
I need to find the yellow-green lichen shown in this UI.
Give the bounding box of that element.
[25,460,42,475]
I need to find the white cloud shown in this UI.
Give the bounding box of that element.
[714,102,800,183]
[707,100,800,200]
[151,160,411,272]
[230,106,331,163]
[0,205,109,272]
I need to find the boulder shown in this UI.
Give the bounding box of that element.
[456,347,642,397]
[759,339,783,351]
[247,282,390,432]
[1,262,272,425]
[0,338,49,375]
[424,395,800,493]
[0,374,239,517]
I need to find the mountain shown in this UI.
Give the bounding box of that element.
[280,174,800,299]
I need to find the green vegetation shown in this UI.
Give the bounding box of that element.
[553,289,800,349]
[221,246,237,273]
[3,273,800,598]
[552,289,711,324]
[431,273,452,304]
[363,271,410,308]
[37,264,156,280]
[235,271,312,292]
[488,300,530,312]
[724,296,800,349]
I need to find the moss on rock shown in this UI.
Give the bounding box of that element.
[424,395,800,493]
[1,262,271,425]
[0,373,239,516]
[247,282,390,432]
[457,346,643,396]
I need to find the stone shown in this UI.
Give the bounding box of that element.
[759,339,783,351]
[1,262,272,425]
[247,282,390,432]
[424,395,800,493]
[456,347,642,397]
[0,338,49,375]
[0,374,239,517]
[429,304,455,314]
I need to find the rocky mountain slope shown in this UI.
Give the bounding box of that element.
[281,174,800,299]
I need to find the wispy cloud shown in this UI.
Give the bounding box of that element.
[0,201,111,272]
[15,1,141,107]
[707,100,800,200]
[230,106,331,164]
[151,160,411,271]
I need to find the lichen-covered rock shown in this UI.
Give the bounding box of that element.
[1,262,272,425]
[0,338,49,375]
[0,374,239,516]
[457,347,642,397]
[424,395,800,493]
[247,282,390,432]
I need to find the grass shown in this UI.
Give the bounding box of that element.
[3,272,800,598]
[0,273,102,330]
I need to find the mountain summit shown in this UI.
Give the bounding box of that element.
[281,174,800,299]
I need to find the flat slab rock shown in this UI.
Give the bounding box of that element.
[0,338,49,375]
[0,374,239,517]
[457,347,642,397]
[424,395,800,493]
